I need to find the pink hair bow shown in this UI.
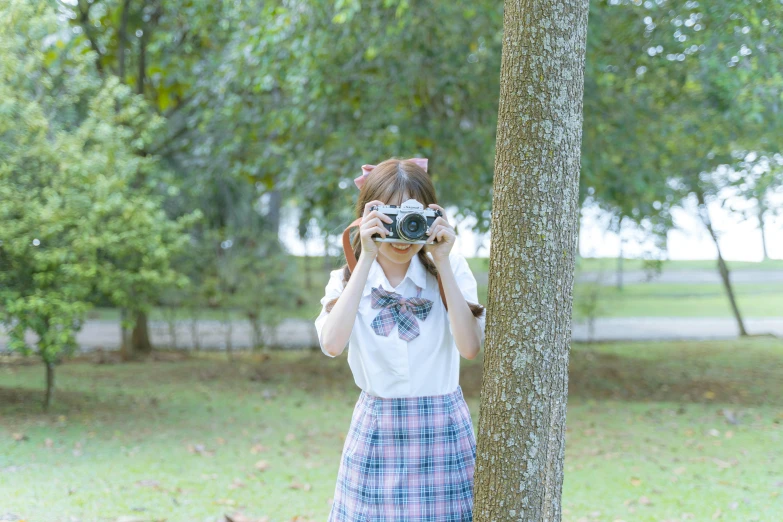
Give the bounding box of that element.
[353,158,429,189]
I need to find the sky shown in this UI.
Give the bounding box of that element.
[280,193,783,262]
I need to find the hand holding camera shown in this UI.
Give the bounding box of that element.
[369,199,443,244]
[364,198,455,263]
[423,203,455,264]
[359,199,394,256]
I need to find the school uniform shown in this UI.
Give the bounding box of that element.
[315,252,485,522]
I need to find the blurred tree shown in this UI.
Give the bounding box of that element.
[44,0,783,345]
[0,1,195,405]
[277,1,503,231]
[580,1,783,333]
[726,151,783,261]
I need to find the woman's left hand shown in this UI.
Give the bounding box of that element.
[425,204,455,263]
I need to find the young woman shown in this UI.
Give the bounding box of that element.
[315,157,485,521]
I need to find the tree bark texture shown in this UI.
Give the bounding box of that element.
[473,1,589,521]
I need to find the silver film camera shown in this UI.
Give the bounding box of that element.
[370,199,443,244]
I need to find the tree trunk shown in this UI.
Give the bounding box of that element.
[695,190,748,336]
[130,310,154,355]
[224,309,234,360]
[137,27,147,95]
[473,1,589,520]
[117,0,131,81]
[265,190,282,236]
[303,244,313,290]
[323,235,332,270]
[119,307,132,360]
[758,201,769,261]
[248,312,263,351]
[43,360,55,412]
[190,314,201,352]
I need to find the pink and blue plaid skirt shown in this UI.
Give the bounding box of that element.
[328,385,477,521]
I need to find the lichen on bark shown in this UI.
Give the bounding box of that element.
[473,1,590,521]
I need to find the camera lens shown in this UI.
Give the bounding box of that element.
[399,213,427,241]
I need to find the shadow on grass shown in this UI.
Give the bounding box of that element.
[0,385,140,417]
[2,339,781,420]
[249,340,783,408]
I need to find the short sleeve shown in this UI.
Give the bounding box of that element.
[447,253,486,344]
[314,268,347,357]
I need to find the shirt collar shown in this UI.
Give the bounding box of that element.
[364,252,429,296]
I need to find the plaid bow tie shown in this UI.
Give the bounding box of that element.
[370,285,433,341]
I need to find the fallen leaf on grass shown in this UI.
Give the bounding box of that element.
[722,409,739,425]
[186,443,215,457]
[250,444,269,454]
[712,508,722,519]
[639,496,652,506]
[712,458,733,469]
[216,498,237,506]
[629,477,642,487]
[228,478,246,490]
[12,433,28,442]
[44,438,53,448]
[135,479,162,489]
[255,460,270,472]
[289,481,312,492]
[285,433,296,442]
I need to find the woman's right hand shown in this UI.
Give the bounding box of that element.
[359,200,393,257]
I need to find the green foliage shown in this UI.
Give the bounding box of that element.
[582,0,783,233]
[0,1,195,381]
[52,0,783,253]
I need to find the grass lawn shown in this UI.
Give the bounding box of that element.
[556,282,783,319]
[2,339,782,521]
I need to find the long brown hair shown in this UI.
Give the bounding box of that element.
[325,157,484,318]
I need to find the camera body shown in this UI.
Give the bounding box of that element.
[370,199,442,244]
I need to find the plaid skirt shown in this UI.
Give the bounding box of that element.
[328,385,477,522]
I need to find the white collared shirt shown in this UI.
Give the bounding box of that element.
[314,252,485,398]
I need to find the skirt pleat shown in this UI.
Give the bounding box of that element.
[328,385,476,522]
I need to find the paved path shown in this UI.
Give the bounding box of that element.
[475,269,783,286]
[1,317,780,354]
